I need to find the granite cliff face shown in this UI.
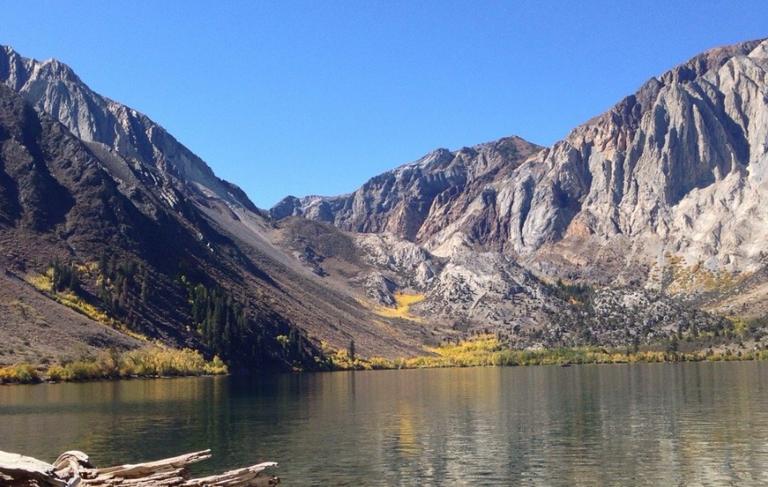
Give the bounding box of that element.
[473,38,768,280]
[270,38,768,344]
[271,136,542,244]
[274,39,768,285]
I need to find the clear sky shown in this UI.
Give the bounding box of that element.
[3,1,766,207]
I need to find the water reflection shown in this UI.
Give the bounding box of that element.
[2,362,768,485]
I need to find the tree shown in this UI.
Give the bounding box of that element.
[186,281,320,369]
[348,339,356,360]
[667,335,679,354]
[140,269,150,303]
[50,260,80,293]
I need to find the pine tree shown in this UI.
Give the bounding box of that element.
[140,269,149,303]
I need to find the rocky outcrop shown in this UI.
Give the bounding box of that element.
[0,45,257,213]
[473,38,768,273]
[276,38,768,285]
[343,228,718,346]
[271,136,542,243]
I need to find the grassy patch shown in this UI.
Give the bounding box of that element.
[328,335,768,371]
[25,270,147,342]
[370,292,426,321]
[26,273,53,292]
[0,347,227,384]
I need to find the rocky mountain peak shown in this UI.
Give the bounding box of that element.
[270,134,543,242]
[272,38,768,283]
[661,38,766,84]
[0,45,258,213]
[475,37,768,278]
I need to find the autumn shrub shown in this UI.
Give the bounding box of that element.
[0,363,40,383]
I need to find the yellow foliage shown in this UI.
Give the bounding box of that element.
[75,262,100,274]
[730,317,748,336]
[664,254,743,294]
[118,347,228,377]
[0,347,228,384]
[25,269,147,342]
[370,292,426,321]
[320,341,373,370]
[26,272,53,292]
[0,363,40,383]
[326,335,768,371]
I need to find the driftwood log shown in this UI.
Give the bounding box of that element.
[0,449,278,486]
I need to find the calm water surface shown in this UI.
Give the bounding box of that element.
[2,362,768,485]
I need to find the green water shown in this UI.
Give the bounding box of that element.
[2,362,768,485]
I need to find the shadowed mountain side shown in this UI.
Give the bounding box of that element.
[3,38,768,366]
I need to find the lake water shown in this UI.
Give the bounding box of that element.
[2,362,768,485]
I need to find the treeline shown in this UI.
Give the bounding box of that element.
[42,256,327,371]
[187,282,323,370]
[97,254,150,317]
[50,260,81,293]
[0,348,227,384]
[190,284,247,359]
[552,279,593,307]
[36,257,158,338]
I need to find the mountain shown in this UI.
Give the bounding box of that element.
[272,38,768,347]
[0,79,326,369]
[481,38,768,282]
[2,38,767,369]
[0,46,433,368]
[274,39,768,293]
[271,136,542,244]
[0,45,256,212]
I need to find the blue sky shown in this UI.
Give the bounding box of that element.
[3,1,766,207]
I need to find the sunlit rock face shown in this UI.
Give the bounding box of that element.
[3,37,768,354]
[490,38,768,275]
[276,39,768,283]
[270,136,543,243]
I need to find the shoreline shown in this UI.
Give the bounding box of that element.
[0,347,227,385]
[324,334,768,371]
[3,341,766,385]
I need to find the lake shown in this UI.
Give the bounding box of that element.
[2,362,768,485]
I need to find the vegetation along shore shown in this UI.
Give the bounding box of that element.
[0,347,227,384]
[4,334,766,385]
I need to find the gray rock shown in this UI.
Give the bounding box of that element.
[0,45,257,213]
[277,38,768,285]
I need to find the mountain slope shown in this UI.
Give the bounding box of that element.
[0,45,256,212]
[0,270,141,365]
[271,136,542,246]
[1,78,355,368]
[2,38,766,368]
[269,38,768,344]
[0,46,437,366]
[275,39,768,288]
